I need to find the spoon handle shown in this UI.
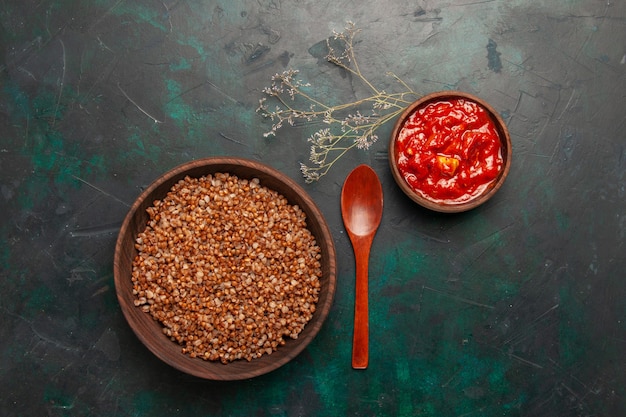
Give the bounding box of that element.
[351,236,372,369]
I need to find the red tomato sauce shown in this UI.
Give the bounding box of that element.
[395,97,504,204]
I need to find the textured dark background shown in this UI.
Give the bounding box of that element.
[1,1,624,416]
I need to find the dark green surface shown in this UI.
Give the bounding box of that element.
[1,0,625,416]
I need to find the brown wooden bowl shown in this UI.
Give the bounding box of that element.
[388,91,512,213]
[113,157,337,380]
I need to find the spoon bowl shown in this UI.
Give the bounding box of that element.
[341,179,383,236]
[340,165,383,369]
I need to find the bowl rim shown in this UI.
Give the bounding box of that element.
[388,90,512,213]
[113,156,337,380]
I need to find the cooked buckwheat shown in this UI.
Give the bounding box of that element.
[131,173,322,363]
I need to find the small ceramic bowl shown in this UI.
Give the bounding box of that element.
[113,157,337,380]
[388,91,512,213]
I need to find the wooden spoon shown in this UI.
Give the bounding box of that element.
[340,164,384,369]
